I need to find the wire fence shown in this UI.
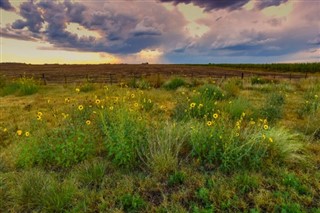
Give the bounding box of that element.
[1,64,310,85]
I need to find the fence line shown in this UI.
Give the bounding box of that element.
[9,71,307,85]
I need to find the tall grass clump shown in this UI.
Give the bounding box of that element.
[72,158,110,190]
[259,92,285,122]
[99,107,149,169]
[142,122,191,177]
[226,97,252,120]
[0,76,39,96]
[80,82,95,92]
[223,78,243,97]
[251,76,273,85]
[128,78,151,90]
[4,169,76,212]
[163,78,187,90]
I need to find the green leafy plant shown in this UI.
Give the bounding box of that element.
[99,107,148,169]
[168,171,186,187]
[119,193,146,212]
[163,78,187,90]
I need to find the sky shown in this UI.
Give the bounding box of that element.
[0,0,319,64]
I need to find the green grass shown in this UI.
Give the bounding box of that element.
[0,76,319,212]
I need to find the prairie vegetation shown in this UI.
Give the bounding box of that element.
[0,74,319,212]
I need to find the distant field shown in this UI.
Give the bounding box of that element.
[1,63,317,84]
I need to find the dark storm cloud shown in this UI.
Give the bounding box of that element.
[1,0,186,54]
[159,0,250,11]
[12,1,44,33]
[0,0,14,11]
[64,0,87,24]
[255,0,289,9]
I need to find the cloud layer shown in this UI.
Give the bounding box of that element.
[0,0,14,11]
[1,0,319,63]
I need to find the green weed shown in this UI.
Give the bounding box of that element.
[163,78,187,90]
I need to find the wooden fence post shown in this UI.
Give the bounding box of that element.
[241,72,244,79]
[109,74,113,85]
[42,73,47,85]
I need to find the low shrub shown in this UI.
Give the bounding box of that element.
[163,78,187,90]
[0,77,39,96]
[99,107,149,169]
[259,92,285,122]
[119,193,146,212]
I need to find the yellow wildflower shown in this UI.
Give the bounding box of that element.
[190,102,196,108]
[109,106,114,111]
[17,130,22,136]
[78,105,84,111]
[213,113,218,119]
[86,120,91,125]
[262,134,266,140]
[134,102,139,108]
[269,137,273,143]
[76,88,80,93]
[131,94,135,98]
[37,115,42,121]
[263,124,269,130]
[25,132,30,137]
[37,111,43,117]
[207,121,213,126]
[95,99,101,104]
[65,98,70,103]
[250,121,256,125]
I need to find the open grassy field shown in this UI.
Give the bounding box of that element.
[0,73,320,212]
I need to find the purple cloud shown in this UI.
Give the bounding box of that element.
[255,0,289,9]
[159,0,250,11]
[1,0,187,54]
[0,0,14,11]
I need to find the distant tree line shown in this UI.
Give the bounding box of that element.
[205,63,320,73]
